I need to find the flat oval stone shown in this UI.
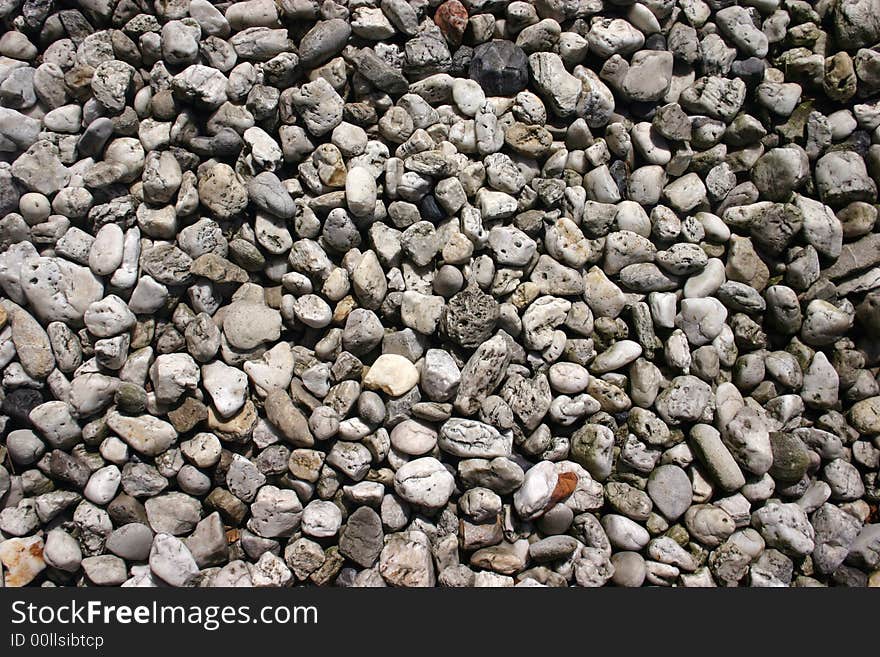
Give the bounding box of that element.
[647,464,693,521]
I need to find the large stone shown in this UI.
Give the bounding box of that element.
[149,534,199,587]
[106,411,177,457]
[222,301,282,350]
[18,257,104,326]
[441,284,499,348]
[438,418,512,458]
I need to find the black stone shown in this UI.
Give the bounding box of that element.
[827,130,872,157]
[107,493,150,526]
[629,100,658,121]
[441,283,500,349]
[645,34,667,50]
[22,0,53,30]
[77,117,114,158]
[49,450,91,489]
[731,57,766,89]
[190,128,243,159]
[468,40,529,97]
[418,194,445,223]
[608,160,629,199]
[1,388,44,427]
[450,45,473,77]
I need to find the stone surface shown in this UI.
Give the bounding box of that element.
[0,0,874,591]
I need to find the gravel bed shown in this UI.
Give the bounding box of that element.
[1,0,880,588]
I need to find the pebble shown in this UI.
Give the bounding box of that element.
[201,361,249,418]
[43,529,83,572]
[363,354,420,397]
[339,507,384,568]
[439,418,512,458]
[0,536,46,586]
[379,531,435,587]
[603,514,651,551]
[149,533,199,587]
[469,40,528,97]
[84,466,121,505]
[684,505,736,548]
[752,502,816,557]
[106,411,178,457]
[647,465,693,521]
[248,486,301,539]
[393,457,455,509]
[222,300,282,350]
[391,420,438,456]
[106,524,154,562]
[301,501,343,538]
[611,552,647,588]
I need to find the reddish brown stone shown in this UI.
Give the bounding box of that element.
[435,0,468,46]
[548,471,578,505]
[168,396,208,433]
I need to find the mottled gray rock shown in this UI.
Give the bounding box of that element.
[752,502,816,557]
[291,78,344,137]
[394,457,455,509]
[647,465,692,521]
[438,418,512,458]
[379,531,435,587]
[145,493,202,536]
[441,285,499,348]
[299,19,351,68]
[247,486,301,539]
[811,503,862,574]
[339,507,383,568]
[454,334,510,415]
[655,376,713,425]
[149,533,199,587]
